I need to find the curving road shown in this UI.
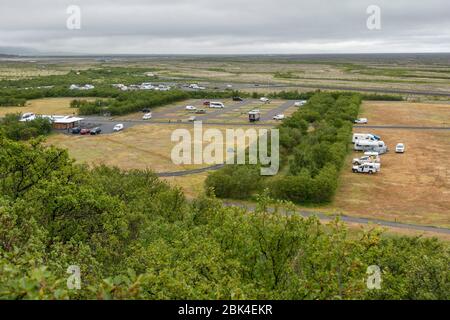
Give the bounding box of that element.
[223,202,450,235]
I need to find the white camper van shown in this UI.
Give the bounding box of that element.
[352,133,381,144]
[354,140,388,154]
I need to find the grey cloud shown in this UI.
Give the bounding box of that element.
[0,0,449,54]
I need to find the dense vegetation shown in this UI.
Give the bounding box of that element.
[0,134,448,299]
[71,90,190,116]
[206,92,360,203]
[0,113,52,141]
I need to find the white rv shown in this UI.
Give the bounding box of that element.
[352,133,381,144]
[354,140,388,154]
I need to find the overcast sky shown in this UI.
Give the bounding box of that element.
[1,0,449,54]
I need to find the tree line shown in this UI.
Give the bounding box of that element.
[206,92,360,203]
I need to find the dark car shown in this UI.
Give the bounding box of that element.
[232,97,243,101]
[90,127,101,135]
[80,128,91,135]
[195,109,206,114]
[142,108,151,113]
[71,127,81,134]
[203,101,210,106]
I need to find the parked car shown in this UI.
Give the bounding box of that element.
[273,114,285,120]
[396,143,406,153]
[352,163,381,174]
[203,101,211,106]
[142,108,151,113]
[143,112,152,120]
[80,128,91,135]
[195,109,206,114]
[233,97,243,101]
[185,105,197,111]
[90,127,101,135]
[209,102,225,108]
[188,116,196,122]
[355,118,368,124]
[71,127,81,134]
[294,100,307,107]
[113,124,124,132]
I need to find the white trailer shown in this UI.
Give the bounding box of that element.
[354,140,388,154]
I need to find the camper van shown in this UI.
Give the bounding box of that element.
[354,140,388,154]
[248,110,261,122]
[209,102,225,109]
[352,133,381,144]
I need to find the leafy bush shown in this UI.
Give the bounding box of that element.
[0,113,52,141]
[0,136,448,300]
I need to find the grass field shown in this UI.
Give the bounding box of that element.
[360,101,450,127]
[0,97,87,117]
[47,123,269,174]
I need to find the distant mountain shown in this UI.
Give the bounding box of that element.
[0,46,41,56]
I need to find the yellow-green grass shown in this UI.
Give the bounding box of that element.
[162,172,209,199]
[361,101,450,127]
[0,97,85,117]
[47,123,269,174]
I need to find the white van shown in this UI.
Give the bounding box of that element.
[352,163,381,174]
[209,102,225,109]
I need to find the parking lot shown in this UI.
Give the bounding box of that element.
[112,98,297,124]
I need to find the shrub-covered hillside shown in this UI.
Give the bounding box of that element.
[0,135,448,300]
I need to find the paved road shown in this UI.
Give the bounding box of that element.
[355,125,450,131]
[74,118,450,135]
[156,164,225,177]
[220,82,450,98]
[223,202,450,235]
[261,100,295,121]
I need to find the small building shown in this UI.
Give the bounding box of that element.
[51,116,84,130]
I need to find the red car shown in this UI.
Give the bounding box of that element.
[80,128,91,135]
[203,101,210,106]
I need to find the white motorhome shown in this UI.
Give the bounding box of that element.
[352,133,381,144]
[248,110,261,122]
[354,140,388,154]
[209,102,225,109]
